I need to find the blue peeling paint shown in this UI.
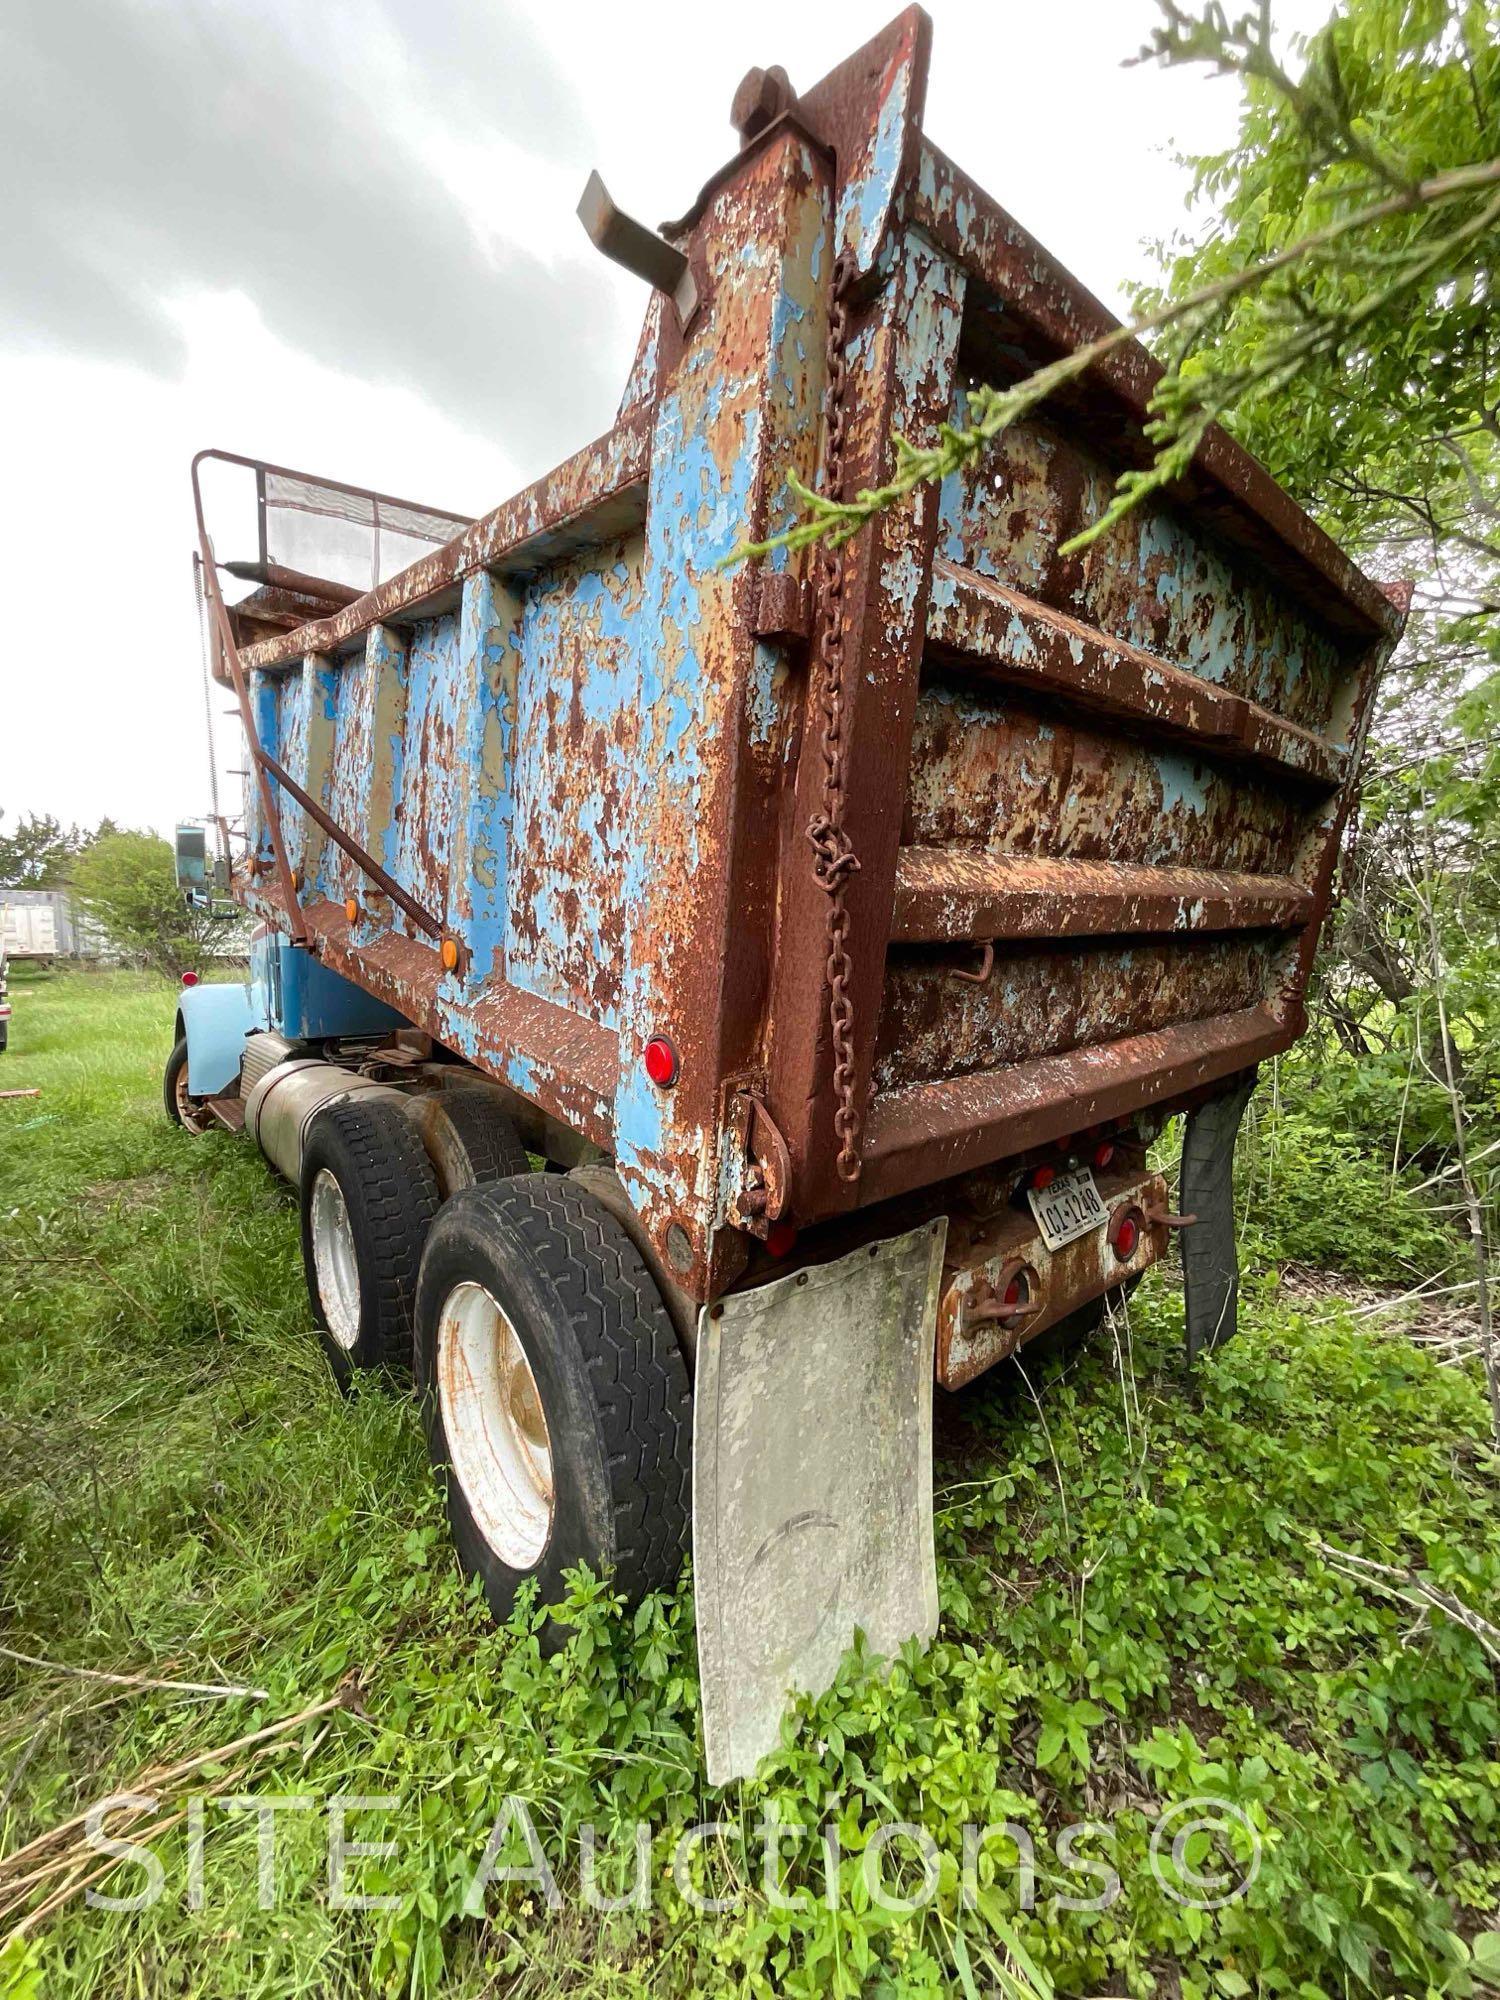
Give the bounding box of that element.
[503,537,645,1029]
[365,624,410,889]
[248,671,280,864]
[746,640,780,751]
[1154,750,1210,817]
[837,59,909,272]
[454,569,520,990]
[937,385,1344,736]
[612,369,765,1192]
[274,669,312,877]
[390,613,460,928]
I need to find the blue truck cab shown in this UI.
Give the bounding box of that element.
[175,931,408,1098]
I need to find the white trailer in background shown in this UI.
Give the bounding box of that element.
[1,890,79,962]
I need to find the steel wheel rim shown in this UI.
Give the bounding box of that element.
[174,1062,210,1135]
[437,1281,554,1570]
[310,1169,362,1349]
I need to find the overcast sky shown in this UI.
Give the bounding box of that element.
[0,0,1336,842]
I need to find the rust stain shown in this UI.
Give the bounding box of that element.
[206,13,1401,1301]
[937,1164,1171,1387]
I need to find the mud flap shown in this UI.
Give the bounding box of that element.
[1181,1071,1257,1364]
[693,1218,947,1784]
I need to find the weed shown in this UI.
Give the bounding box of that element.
[2,971,1498,1996]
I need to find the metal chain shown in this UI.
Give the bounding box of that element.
[807,247,863,1184]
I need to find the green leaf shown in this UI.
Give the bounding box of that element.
[949,1921,982,2000]
[1035,1723,1067,1768]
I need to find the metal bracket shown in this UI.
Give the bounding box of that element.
[750,571,811,646]
[725,1089,792,1235]
[953,941,995,986]
[577,171,700,330]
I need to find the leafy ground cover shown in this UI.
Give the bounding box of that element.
[1,968,1497,1998]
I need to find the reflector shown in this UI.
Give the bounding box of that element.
[643,1036,678,1087]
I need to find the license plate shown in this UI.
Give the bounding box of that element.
[1027,1166,1108,1251]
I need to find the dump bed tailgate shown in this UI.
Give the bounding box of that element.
[855,355,1385,1203]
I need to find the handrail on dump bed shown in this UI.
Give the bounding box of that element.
[190,449,452,958]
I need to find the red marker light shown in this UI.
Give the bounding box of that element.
[1111,1210,1140,1261]
[1093,1140,1116,1169]
[765,1222,798,1259]
[643,1036,678,1088]
[180,971,200,988]
[1031,1164,1056,1191]
[1002,1274,1022,1307]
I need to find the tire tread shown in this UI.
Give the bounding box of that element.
[433,1176,691,1602]
[305,1095,440,1370]
[437,1089,531,1184]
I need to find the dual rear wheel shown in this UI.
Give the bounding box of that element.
[417,1178,691,1624]
[301,1095,439,1383]
[296,1093,691,1624]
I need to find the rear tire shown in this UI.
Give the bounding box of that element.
[300,1095,440,1386]
[415,1176,692,1633]
[164,1038,212,1135]
[423,1086,531,1193]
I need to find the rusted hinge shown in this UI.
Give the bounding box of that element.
[725,1090,792,1237]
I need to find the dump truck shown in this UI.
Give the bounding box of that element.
[170,10,1404,1779]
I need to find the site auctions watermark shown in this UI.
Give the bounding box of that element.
[80,1790,1262,1916]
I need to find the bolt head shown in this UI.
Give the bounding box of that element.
[730,63,796,142]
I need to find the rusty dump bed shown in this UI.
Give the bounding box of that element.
[210,10,1402,1305]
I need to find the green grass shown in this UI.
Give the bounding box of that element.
[2,969,1499,1998]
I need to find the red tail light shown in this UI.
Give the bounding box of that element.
[1110,1208,1141,1261]
[994,1260,1038,1320]
[180,971,200,988]
[642,1036,678,1087]
[1093,1140,1116,1169]
[1031,1164,1056,1191]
